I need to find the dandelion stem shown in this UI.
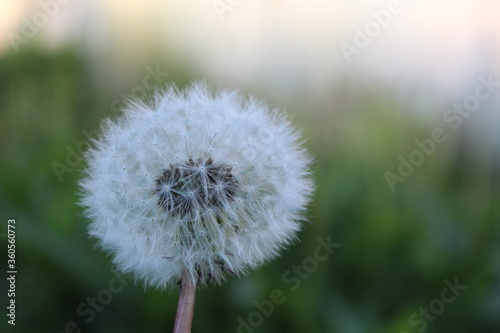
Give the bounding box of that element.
[173,270,197,333]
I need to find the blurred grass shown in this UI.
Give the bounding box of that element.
[0,48,499,333]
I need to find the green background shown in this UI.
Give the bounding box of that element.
[1,48,499,333]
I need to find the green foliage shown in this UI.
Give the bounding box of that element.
[1,49,499,333]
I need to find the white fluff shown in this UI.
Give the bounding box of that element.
[79,82,314,289]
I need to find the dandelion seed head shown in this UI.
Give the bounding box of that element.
[79,81,314,289]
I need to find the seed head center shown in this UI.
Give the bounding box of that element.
[155,158,238,217]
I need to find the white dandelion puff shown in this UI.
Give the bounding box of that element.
[79,82,314,292]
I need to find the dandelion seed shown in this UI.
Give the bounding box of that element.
[78,81,314,332]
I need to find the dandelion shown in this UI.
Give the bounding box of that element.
[79,81,313,332]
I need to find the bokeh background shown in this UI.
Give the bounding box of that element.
[1,1,500,332]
